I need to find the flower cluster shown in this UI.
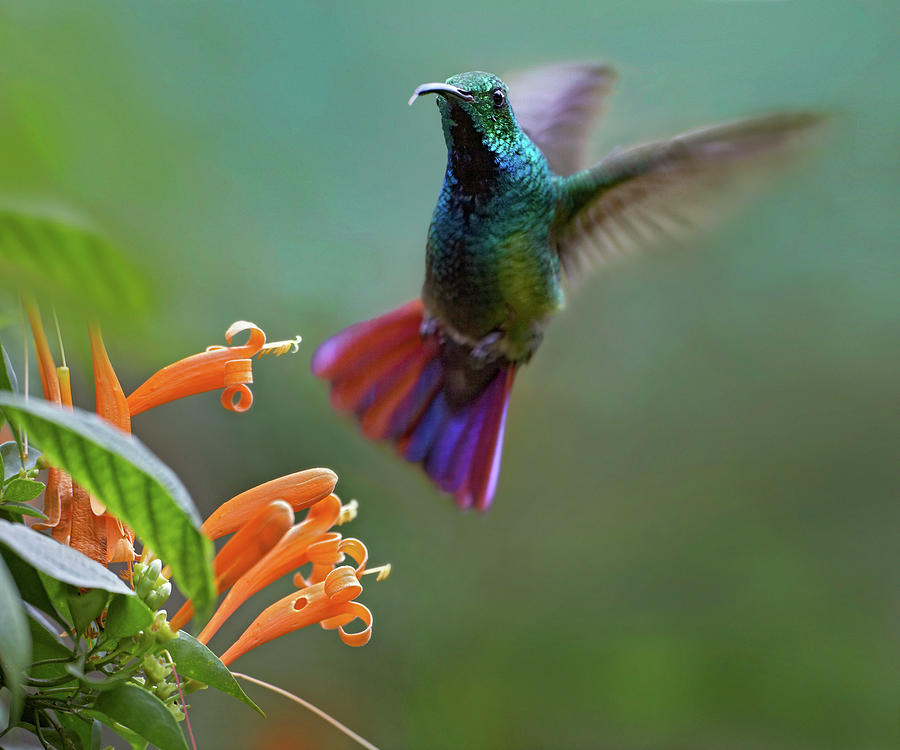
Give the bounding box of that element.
[172,485,380,665]
[24,302,380,664]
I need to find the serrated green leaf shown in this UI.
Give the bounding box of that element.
[0,208,152,320]
[167,631,264,716]
[3,477,45,502]
[67,588,110,635]
[0,395,215,620]
[92,683,188,750]
[0,553,30,721]
[0,520,132,595]
[106,594,154,639]
[0,441,40,480]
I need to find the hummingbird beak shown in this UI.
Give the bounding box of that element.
[408,83,475,107]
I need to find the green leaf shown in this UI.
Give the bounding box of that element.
[0,208,152,320]
[0,394,216,620]
[57,712,102,750]
[27,614,74,680]
[3,477,45,502]
[168,631,264,716]
[0,520,132,595]
[105,594,154,639]
[0,549,60,619]
[0,440,40,480]
[67,661,136,692]
[0,553,31,721]
[83,709,148,750]
[0,340,22,462]
[0,343,17,395]
[0,500,49,520]
[92,683,188,750]
[67,588,110,635]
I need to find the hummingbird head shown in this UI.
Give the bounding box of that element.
[409,71,522,156]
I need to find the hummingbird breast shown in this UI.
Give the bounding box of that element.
[422,142,562,361]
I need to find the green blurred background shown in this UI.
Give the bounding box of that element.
[2,0,898,748]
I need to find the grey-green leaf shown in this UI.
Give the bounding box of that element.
[168,631,264,716]
[0,208,152,320]
[0,519,132,595]
[0,441,40,480]
[92,683,189,750]
[0,553,31,721]
[0,394,216,620]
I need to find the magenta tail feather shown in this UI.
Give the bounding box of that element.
[311,300,515,510]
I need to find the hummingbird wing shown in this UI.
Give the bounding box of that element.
[553,112,823,279]
[506,63,617,177]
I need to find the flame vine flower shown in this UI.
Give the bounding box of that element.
[0,302,387,750]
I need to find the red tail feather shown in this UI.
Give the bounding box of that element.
[311,300,514,510]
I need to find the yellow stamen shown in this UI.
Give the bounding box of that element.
[256,335,302,358]
[361,564,391,582]
[337,499,359,525]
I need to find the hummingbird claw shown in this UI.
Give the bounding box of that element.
[467,332,504,370]
[420,317,440,339]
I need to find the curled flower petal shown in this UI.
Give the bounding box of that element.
[170,500,293,631]
[201,469,337,541]
[221,384,253,413]
[218,566,366,666]
[294,532,344,587]
[337,538,368,577]
[197,494,342,644]
[126,322,265,416]
[224,321,267,354]
[336,602,373,647]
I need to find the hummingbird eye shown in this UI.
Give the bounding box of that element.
[492,88,506,109]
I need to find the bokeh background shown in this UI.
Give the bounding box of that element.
[2,1,898,748]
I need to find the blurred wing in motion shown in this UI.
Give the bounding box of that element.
[554,111,825,279]
[506,62,617,176]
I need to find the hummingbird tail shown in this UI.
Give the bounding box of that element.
[311,300,515,510]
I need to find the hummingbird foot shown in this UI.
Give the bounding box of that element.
[467,332,505,370]
[420,316,441,340]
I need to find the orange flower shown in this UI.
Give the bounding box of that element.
[197,493,361,644]
[201,468,337,541]
[89,325,135,564]
[126,322,300,415]
[168,484,384,664]
[25,312,298,569]
[170,499,294,631]
[219,565,373,666]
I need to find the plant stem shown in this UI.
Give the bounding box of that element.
[232,672,380,750]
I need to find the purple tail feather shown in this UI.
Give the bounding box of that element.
[311,299,515,510]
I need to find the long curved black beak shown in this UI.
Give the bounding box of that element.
[408,82,475,107]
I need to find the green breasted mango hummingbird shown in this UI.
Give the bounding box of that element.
[312,63,821,510]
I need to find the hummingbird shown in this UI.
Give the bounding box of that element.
[312,63,821,510]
